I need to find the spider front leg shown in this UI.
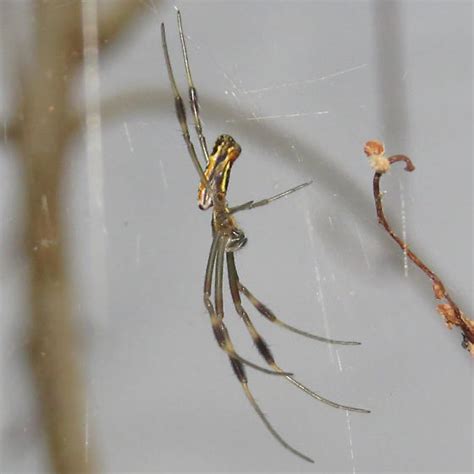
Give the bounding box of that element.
[227,252,370,414]
[176,11,210,163]
[161,23,204,178]
[203,236,290,376]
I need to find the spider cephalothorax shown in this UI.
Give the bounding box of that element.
[211,192,247,252]
[198,134,242,210]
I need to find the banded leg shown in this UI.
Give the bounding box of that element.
[239,283,360,345]
[227,252,370,414]
[228,355,314,463]
[215,241,314,462]
[203,236,290,376]
[230,181,312,214]
[161,22,207,186]
[176,10,210,163]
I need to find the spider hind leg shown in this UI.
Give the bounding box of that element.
[203,236,291,376]
[228,355,315,463]
[239,283,361,345]
[226,251,370,414]
[212,238,315,462]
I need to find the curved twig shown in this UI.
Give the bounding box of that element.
[364,140,474,355]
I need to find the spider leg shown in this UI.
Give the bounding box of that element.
[229,356,315,463]
[227,252,370,414]
[216,239,315,462]
[204,236,291,376]
[229,181,312,214]
[238,283,361,345]
[176,10,210,163]
[161,22,207,186]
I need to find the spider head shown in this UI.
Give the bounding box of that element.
[198,134,242,210]
[212,134,242,163]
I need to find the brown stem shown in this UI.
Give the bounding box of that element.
[10,0,147,471]
[18,2,97,472]
[2,0,144,145]
[373,155,474,354]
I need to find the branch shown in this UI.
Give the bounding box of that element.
[3,0,145,144]
[96,0,145,48]
[364,140,474,355]
[12,0,147,471]
[19,1,97,472]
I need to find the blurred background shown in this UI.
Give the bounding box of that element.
[0,1,472,472]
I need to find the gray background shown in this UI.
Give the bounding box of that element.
[0,0,472,472]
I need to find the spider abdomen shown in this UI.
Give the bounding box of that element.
[226,228,247,252]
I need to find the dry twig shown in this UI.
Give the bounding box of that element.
[364,140,474,355]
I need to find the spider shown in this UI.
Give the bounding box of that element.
[161,11,369,463]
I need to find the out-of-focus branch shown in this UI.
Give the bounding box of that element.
[11,0,146,472]
[5,88,223,142]
[19,2,96,472]
[96,0,145,48]
[3,0,144,144]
